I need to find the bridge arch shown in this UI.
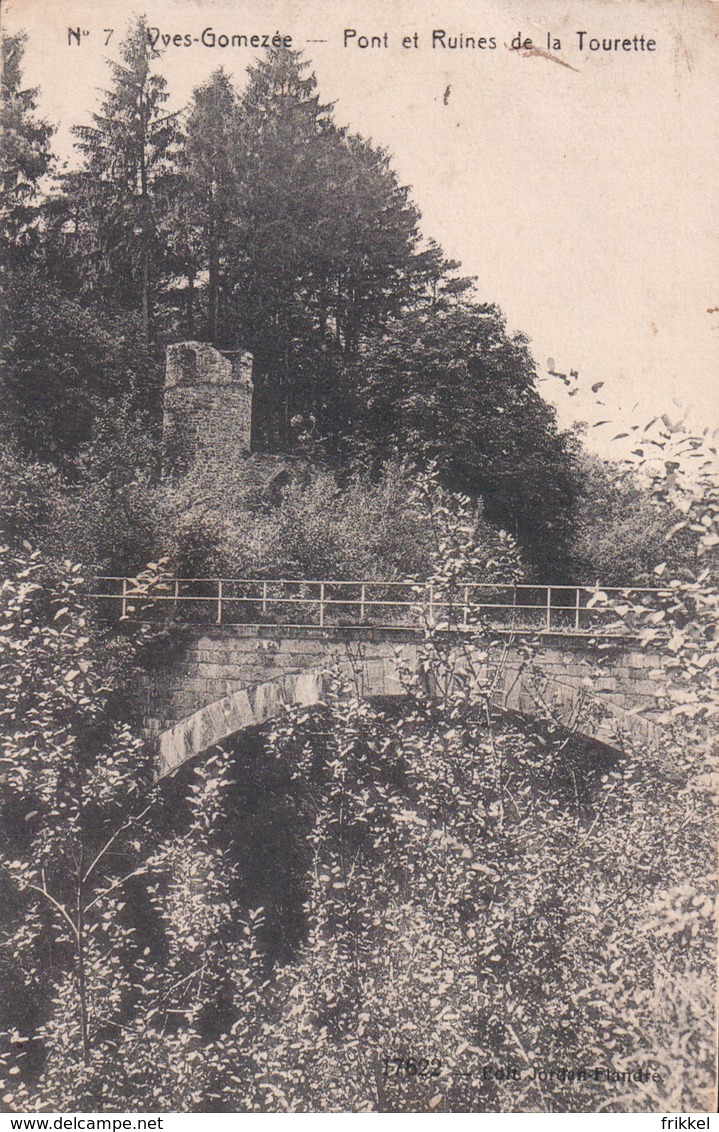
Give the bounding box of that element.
[154,638,663,779]
[158,668,326,778]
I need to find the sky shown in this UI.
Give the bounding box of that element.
[3,0,718,456]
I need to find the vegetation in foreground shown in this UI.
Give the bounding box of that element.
[0,461,716,1113]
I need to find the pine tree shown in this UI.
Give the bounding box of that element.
[174,69,241,343]
[0,31,54,258]
[0,33,164,462]
[71,17,179,341]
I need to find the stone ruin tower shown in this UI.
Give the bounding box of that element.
[162,342,254,477]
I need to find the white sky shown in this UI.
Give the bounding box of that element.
[3,0,718,455]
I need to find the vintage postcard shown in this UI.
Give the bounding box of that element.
[0,0,717,1116]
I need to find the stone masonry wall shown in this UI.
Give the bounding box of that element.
[498,639,668,721]
[141,628,668,740]
[162,342,253,476]
[141,628,417,732]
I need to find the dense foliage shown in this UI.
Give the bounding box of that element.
[569,452,705,587]
[0,31,53,259]
[0,550,155,1090]
[0,16,716,1116]
[341,304,582,576]
[0,22,583,577]
[0,455,716,1112]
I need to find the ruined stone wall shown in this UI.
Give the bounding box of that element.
[162,342,253,476]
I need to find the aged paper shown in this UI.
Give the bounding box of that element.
[0,0,717,1116]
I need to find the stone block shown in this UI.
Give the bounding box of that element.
[217,678,252,697]
[195,648,226,663]
[193,635,230,652]
[203,678,233,698]
[611,667,632,682]
[630,680,662,697]
[593,677,618,692]
[560,664,592,677]
[178,676,210,695]
[166,693,202,718]
[195,641,255,661]
[196,662,245,681]
[277,639,328,655]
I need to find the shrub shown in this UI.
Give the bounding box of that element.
[2,459,714,1113]
[152,460,520,583]
[571,453,702,586]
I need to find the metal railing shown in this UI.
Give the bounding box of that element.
[89,577,674,636]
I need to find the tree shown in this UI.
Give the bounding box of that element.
[341,302,583,578]
[70,17,179,341]
[0,268,159,461]
[172,70,240,343]
[0,32,54,259]
[217,49,424,448]
[570,451,700,585]
[0,29,165,475]
[0,34,56,452]
[0,551,156,1090]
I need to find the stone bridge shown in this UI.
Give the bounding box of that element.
[126,343,670,777]
[139,626,667,779]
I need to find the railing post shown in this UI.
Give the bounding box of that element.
[94,573,660,638]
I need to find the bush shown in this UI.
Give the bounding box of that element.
[571,453,706,587]
[0,448,57,550]
[2,452,714,1113]
[152,460,520,583]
